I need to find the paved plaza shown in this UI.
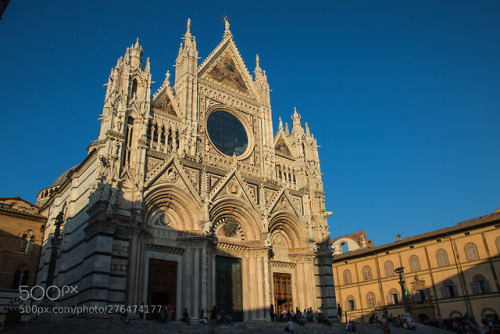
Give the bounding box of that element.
[3,317,449,334]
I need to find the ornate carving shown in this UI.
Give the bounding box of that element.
[228,180,239,195]
[213,217,244,240]
[223,220,238,237]
[167,167,177,181]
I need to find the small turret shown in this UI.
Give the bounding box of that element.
[254,54,271,106]
[175,18,198,82]
[129,38,143,69]
[174,18,199,121]
[291,107,304,136]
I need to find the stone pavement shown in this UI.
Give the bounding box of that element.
[3,317,450,334]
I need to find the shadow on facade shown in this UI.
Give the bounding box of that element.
[0,227,43,325]
[35,189,336,323]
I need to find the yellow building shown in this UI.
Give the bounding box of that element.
[331,209,500,323]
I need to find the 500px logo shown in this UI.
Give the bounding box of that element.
[19,285,78,301]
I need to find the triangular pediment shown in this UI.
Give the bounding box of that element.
[151,80,180,117]
[274,132,294,158]
[210,170,261,215]
[269,190,301,219]
[145,157,202,204]
[199,37,259,100]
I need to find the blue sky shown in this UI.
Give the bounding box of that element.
[1,1,499,246]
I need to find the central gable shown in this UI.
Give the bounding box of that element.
[199,38,258,100]
[207,53,247,93]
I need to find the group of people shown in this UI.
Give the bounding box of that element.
[198,307,233,326]
[158,304,174,323]
[269,303,332,332]
[444,311,500,334]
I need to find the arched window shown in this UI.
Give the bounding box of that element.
[472,275,490,294]
[409,255,421,272]
[12,270,21,289]
[27,236,34,253]
[449,311,462,318]
[20,234,28,252]
[436,249,449,267]
[367,292,376,308]
[341,243,349,253]
[20,230,34,253]
[465,243,479,261]
[388,288,399,305]
[346,295,356,311]
[481,308,498,323]
[442,279,458,298]
[363,265,372,281]
[384,261,394,277]
[131,79,138,98]
[343,269,352,285]
[21,270,29,286]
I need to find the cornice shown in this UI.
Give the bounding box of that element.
[0,209,46,222]
[146,150,169,160]
[180,159,204,171]
[332,212,500,263]
[147,244,184,255]
[271,260,297,269]
[288,189,302,197]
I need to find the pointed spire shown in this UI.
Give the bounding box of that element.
[145,57,150,72]
[278,117,283,131]
[184,19,191,40]
[305,122,310,136]
[285,122,289,134]
[255,54,263,80]
[134,37,140,49]
[292,107,303,134]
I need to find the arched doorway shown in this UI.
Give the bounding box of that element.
[147,259,177,319]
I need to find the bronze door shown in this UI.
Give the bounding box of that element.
[216,256,243,321]
[273,272,293,314]
[147,259,177,319]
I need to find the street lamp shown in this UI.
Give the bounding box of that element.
[394,267,410,313]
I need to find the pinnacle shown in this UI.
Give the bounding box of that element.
[186,18,192,36]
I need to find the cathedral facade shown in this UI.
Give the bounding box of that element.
[36,19,336,321]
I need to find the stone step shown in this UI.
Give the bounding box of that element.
[3,317,451,334]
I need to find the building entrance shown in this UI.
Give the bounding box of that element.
[215,256,243,321]
[147,259,177,319]
[273,272,293,315]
